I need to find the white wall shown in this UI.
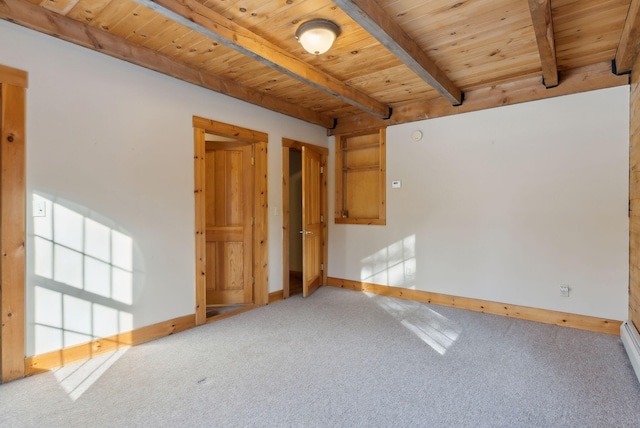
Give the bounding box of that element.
[329,86,630,321]
[0,20,327,356]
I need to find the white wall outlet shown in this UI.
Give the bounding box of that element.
[33,200,46,217]
[392,180,402,189]
[560,285,570,297]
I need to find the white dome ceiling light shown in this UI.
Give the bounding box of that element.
[295,19,341,55]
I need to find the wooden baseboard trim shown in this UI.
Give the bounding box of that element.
[327,277,622,335]
[25,314,195,376]
[269,290,284,304]
[204,305,256,323]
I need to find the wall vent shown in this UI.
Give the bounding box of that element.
[621,320,640,383]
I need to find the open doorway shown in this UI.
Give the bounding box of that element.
[288,150,303,296]
[282,139,328,299]
[193,117,269,325]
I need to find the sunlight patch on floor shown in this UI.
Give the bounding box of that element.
[368,293,461,355]
[53,348,128,401]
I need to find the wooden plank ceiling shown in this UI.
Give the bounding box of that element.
[0,0,637,132]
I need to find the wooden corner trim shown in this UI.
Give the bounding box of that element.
[0,64,28,88]
[326,277,622,336]
[268,290,284,304]
[24,314,195,376]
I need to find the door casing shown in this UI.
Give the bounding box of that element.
[193,117,268,325]
[282,138,328,299]
[0,64,27,383]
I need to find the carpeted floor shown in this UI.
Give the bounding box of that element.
[1,286,639,427]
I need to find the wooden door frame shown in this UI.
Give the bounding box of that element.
[193,117,268,325]
[282,138,328,299]
[0,64,27,383]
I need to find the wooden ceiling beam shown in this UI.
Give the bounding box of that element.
[0,0,334,128]
[527,0,558,88]
[332,0,462,106]
[330,61,628,135]
[138,0,391,119]
[615,0,640,75]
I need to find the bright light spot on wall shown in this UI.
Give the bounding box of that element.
[32,194,135,398]
[361,234,417,286]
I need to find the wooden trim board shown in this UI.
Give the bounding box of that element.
[0,64,28,89]
[329,61,629,135]
[268,290,284,304]
[0,65,27,383]
[327,277,621,336]
[25,314,195,376]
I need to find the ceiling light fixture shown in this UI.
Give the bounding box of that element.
[295,19,340,55]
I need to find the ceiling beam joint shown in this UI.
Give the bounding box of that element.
[615,0,640,75]
[0,0,334,128]
[332,0,462,106]
[138,0,391,119]
[528,0,558,88]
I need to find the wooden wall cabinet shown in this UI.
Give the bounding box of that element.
[335,128,386,225]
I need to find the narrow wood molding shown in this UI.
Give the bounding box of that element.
[327,277,622,336]
[139,0,391,119]
[0,0,333,128]
[193,127,207,325]
[268,290,284,304]
[254,141,269,306]
[282,138,329,155]
[0,81,26,383]
[527,0,558,87]
[329,61,629,135]
[333,0,462,106]
[615,0,640,74]
[0,64,28,88]
[193,117,268,143]
[204,305,256,323]
[282,146,291,300]
[25,314,195,376]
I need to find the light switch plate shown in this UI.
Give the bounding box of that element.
[392,180,402,189]
[33,200,46,217]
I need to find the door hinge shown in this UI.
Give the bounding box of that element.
[320,166,324,174]
[251,157,255,165]
[320,215,324,223]
[251,217,255,226]
[321,263,324,271]
[252,276,255,285]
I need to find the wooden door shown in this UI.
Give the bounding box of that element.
[205,141,254,305]
[301,146,323,297]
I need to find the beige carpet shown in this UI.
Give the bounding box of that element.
[1,286,639,427]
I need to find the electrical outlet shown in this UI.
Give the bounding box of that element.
[560,285,570,297]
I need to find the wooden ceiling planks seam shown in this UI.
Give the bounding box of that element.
[332,0,462,105]
[0,0,335,127]
[0,0,638,131]
[137,0,392,118]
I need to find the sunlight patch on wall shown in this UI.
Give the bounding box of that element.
[361,234,416,287]
[367,294,461,355]
[32,194,134,355]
